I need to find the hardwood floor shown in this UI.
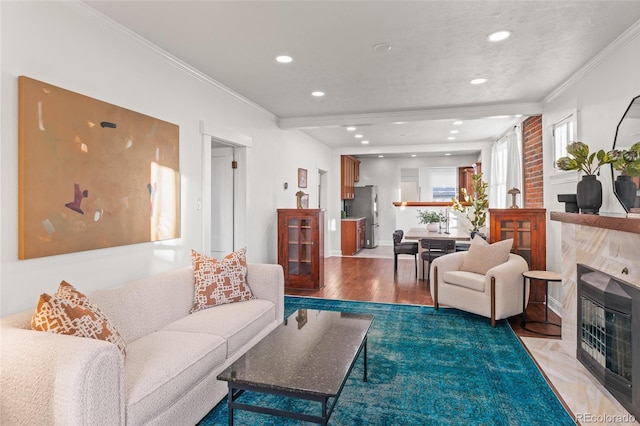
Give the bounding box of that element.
[285,256,562,339]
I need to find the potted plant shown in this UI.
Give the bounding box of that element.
[417,210,445,232]
[555,141,613,214]
[608,142,640,211]
[451,173,488,237]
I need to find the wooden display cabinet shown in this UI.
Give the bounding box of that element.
[277,209,325,290]
[489,208,547,302]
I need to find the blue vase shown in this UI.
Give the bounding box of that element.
[576,175,602,214]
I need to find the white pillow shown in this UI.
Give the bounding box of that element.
[460,236,513,274]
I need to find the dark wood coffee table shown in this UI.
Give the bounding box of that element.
[217,308,374,425]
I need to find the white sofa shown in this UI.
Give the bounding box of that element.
[0,263,284,425]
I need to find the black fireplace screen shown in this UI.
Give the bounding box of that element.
[577,263,639,419]
[580,295,632,382]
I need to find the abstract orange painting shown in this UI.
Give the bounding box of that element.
[18,76,180,259]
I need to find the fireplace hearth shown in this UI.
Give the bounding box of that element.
[577,264,640,419]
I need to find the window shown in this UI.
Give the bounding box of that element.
[552,113,576,173]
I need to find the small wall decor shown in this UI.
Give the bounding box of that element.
[298,168,307,188]
[18,76,181,259]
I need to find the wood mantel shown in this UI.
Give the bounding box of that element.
[550,211,640,234]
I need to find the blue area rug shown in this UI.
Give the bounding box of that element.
[199,296,574,425]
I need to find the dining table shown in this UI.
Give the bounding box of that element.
[403,227,471,279]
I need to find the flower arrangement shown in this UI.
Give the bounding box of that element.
[417,210,445,224]
[556,141,613,175]
[451,173,488,234]
[608,142,640,177]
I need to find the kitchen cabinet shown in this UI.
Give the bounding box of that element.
[341,218,366,256]
[341,155,361,199]
[277,209,324,290]
[489,208,546,302]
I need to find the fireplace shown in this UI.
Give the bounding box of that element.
[577,264,640,419]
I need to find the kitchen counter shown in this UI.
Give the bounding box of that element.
[342,217,366,221]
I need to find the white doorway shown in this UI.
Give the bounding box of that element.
[200,122,250,259]
[210,146,234,259]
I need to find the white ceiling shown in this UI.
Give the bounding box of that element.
[85,1,640,157]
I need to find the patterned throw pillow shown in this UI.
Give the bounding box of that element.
[31,281,127,356]
[190,248,253,313]
[460,236,514,275]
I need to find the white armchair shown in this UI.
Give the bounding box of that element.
[431,251,529,327]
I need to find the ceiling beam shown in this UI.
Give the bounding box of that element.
[278,102,542,129]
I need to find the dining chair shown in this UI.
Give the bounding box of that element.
[421,238,456,281]
[392,230,419,277]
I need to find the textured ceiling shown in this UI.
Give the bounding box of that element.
[85,1,640,155]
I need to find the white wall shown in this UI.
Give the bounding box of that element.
[0,2,331,315]
[543,24,640,312]
[356,155,479,245]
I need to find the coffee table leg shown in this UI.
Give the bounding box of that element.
[227,386,234,426]
[363,336,368,382]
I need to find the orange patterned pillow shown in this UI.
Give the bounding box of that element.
[190,248,253,313]
[31,281,127,356]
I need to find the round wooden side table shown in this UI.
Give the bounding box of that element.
[522,270,562,337]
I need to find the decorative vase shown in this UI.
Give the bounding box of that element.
[576,175,602,214]
[614,174,637,212]
[427,223,439,232]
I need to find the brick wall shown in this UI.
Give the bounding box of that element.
[522,115,543,208]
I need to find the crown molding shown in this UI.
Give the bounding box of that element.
[63,2,276,121]
[278,102,542,130]
[544,19,640,104]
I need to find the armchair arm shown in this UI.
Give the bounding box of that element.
[431,251,466,274]
[485,254,529,290]
[247,263,285,323]
[485,254,530,323]
[0,327,124,425]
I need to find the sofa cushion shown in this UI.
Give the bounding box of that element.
[31,281,127,356]
[460,236,513,275]
[190,248,253,313]
[89,267,194,344]
[124,330,226,425]
[162,299,275,357]
[443,270,486,292]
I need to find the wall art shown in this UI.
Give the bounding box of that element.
[18,76,180,259]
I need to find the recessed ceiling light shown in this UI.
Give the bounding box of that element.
[447,137,456,140]
[361,140,370,144]
[453,120,463,125]
[445,153,452,156]
[449,130,459,134]
[373,43,392,53]
[470,78,488,85]
[311,91,325,97]
[378,155,384,158]
[394,121,406,125]
[487,30,512,42]
[411,154,417,158]
[489,115,510,119]
[275,55,293,63]
[346,126,357,131]
[354,134,363,138]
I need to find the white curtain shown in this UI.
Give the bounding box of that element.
[489,125,523,208]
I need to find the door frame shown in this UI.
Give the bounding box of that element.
[200,121,252,255]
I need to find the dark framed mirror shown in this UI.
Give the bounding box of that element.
[611,95,640,213]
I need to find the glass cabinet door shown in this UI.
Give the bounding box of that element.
[500,219,532,266]
[287,217,313,276]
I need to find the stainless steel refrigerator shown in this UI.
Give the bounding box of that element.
[351,185,379,248]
